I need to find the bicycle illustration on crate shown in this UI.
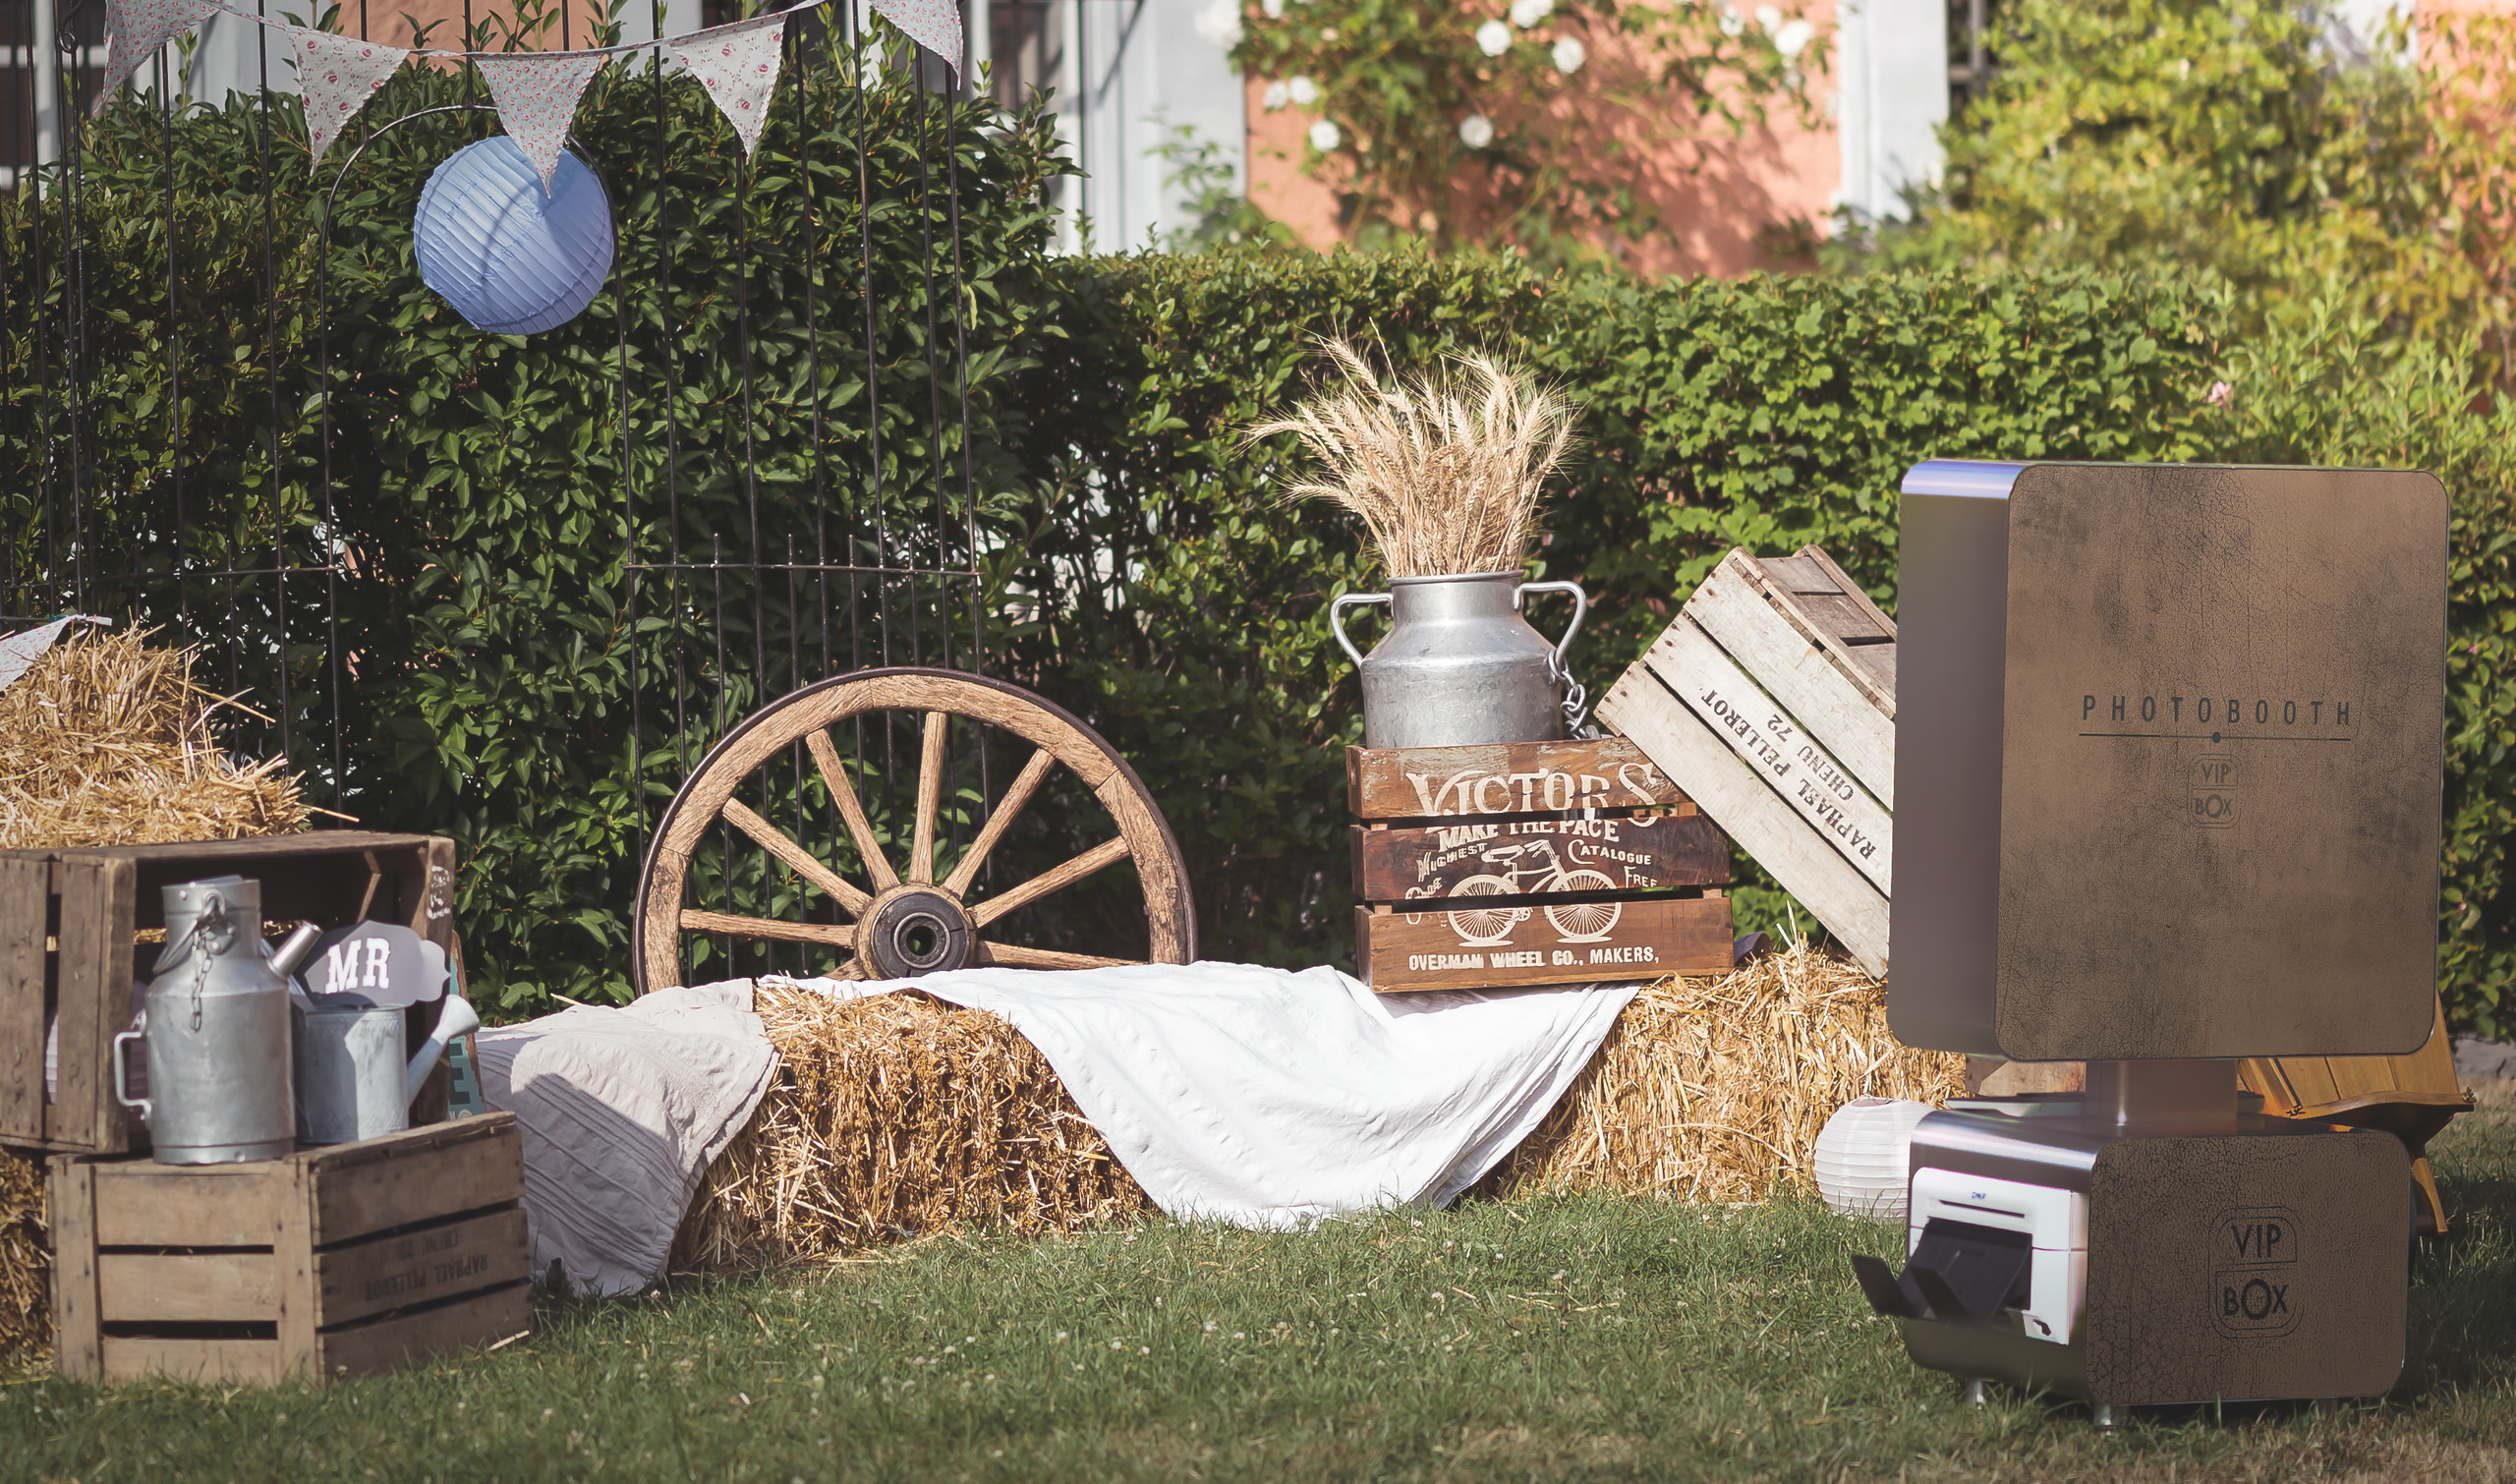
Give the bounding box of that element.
[1402,839,1622,946]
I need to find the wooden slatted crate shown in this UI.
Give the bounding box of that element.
[49,1113,532,1385]
[1596,545,1896,976]
[1346,738,1734,992]
[0,833,459,1156]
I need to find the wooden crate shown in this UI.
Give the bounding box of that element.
[49,1112,531,1386]
[1597,545,1895,976]
[1346,737,1734,991]
[0,832,458,1156]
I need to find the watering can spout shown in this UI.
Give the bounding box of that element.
[405,995,482,1105]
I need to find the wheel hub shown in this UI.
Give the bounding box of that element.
[857,886,975,980]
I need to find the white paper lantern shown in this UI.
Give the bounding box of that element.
[1813,1096,1934,1224]
[413,137,615,337]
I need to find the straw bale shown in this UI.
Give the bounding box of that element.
[0,625,309,851]
[1477,942,1966,1204]
[677,946,1958,1266]
[673,986,1153,1269]
[0,1146,46,1358]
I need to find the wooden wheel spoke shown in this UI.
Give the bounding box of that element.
[679,908,853,947]
[969,836,1132,929]
[806,728,899,892]
[720,798,870,916]
[909,710,948,885]
[941,747,1057,897]
[974,941,1137,970]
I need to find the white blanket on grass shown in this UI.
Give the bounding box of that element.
[770,961,1637,1229]
[473,983,777,1297]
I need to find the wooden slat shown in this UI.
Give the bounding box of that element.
[315,1282,534,1379]
[92,1161,290,1246]
[1598,664,1891,976]
[275,1159,317,1383]
[0,856,49,1144]
[1691,550,1897,806]
[805,729,900,892]
[943,747,1058,898]
[679,908,853,947]
[1351,812,1728,903]
[52,857,136,1155]
[1345,738,1687,821]
[1637,617,1893,894]
[910,710,948,885]
[973,942,1135,970]
[48,1156,102,1382]
[101,1336,281,1387]
[306,1113,524,1248]
[97,1251,279,1324]
[720,797,871,916]
[1791,544,1900,642]
[1355,893,1733,993]
[970,836,1131,929]
[315,1207,531,1328]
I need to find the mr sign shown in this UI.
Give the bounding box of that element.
[305,921,449,1008]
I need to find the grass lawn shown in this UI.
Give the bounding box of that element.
[3,1086,2509,1483]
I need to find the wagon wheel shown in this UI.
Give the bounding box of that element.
[631,667,1196,996]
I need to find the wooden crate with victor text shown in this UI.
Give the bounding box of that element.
[1347,737,1735,992]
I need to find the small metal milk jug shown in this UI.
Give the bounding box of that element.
[114,877,305,1164]
[1331,572,1588,749]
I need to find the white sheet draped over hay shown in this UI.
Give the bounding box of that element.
[771,962,1638,1230]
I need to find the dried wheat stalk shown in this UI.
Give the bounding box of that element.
[0,1147,47,1359]
[1247,338,1578,578]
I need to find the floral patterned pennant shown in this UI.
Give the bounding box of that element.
[668,13,785,158]
[476,49,606,192]
[287,27,410,168]
[97,0,220,113]
[871,0,961,70]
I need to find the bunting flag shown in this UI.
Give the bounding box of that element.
[871,0,961,69]
[477,49,606,192]
[96,0,221,113]
[669,13,785,158]
[288,27,410,167]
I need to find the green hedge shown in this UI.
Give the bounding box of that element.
[9,99,2511,1032]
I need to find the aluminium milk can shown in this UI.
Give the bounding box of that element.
[114,877,296,1164]
[1331,571,1588,749]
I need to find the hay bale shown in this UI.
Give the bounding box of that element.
[0,1147,46,1358]
[1479,942,1966,1204]
[0,625,309,851]
[673,988,1153,1269]
[677,946,1959,1265]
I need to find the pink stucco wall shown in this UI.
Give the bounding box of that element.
[1244,1,1842,277]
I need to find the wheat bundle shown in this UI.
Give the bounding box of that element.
[0,1147,46,1358]
[677,946,1957,1265]
[1479,942,1967,1204]
[0,626,308,851]
[1248,338,1577,578]
[673,987,1153,1270]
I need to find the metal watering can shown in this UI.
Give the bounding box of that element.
[1331,571,1589,749]
[114,878,322,1165]
[296,994,481,1145]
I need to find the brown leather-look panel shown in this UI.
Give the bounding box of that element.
[2084,1129,2407,1404]
[1993,465,2445,1059]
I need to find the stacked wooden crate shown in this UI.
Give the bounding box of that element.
[50,1114,532,1385]
[1348,738,1736,991]
[1596,545,1896,976]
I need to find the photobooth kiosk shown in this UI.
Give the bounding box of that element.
[1858,460,2446,1420]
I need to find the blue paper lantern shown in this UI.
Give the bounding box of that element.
[413,137,615,337]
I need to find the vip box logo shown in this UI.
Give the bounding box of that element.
[2191,753,2240,829]
[2212,1206,2302,1338]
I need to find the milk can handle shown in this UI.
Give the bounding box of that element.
[1329,592,1390,668]
[1515,580,1588,678]
[112,1012,150,1123]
